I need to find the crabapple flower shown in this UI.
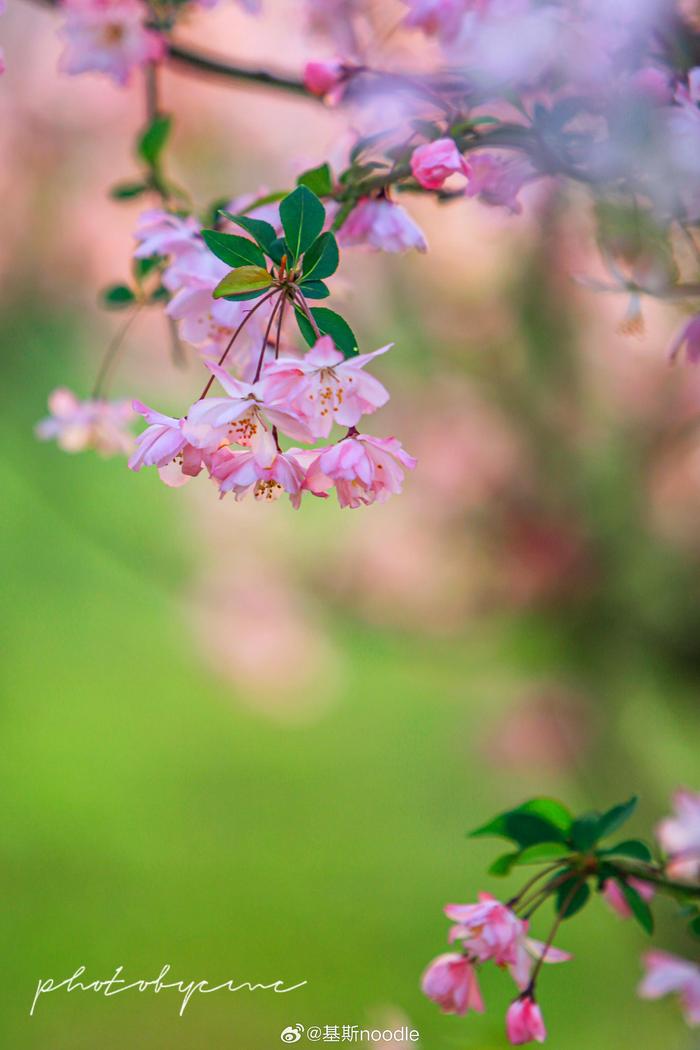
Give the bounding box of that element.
[506,995,547,1045]
[58,0,165,87]
[304,434,417,508]
[128,401,207,487]
[263,336,392,438]
[210,430,307,506]
[338,198,428,253]
[668,315,700,365]
[466,153,536,215]
[410,138,471,190]
[446,894,571,989]
[639,951,700,1026]
[133,210,202,262]
[36,388,134,456]
[656,789,700,881]
[304,59,351,104]
[602,877,655,919]
[420,954,484,1016]
[186,362,314,446]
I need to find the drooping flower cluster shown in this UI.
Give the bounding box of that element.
[423,793,700,1044]
[125,185,416,507]
[128,337,415,507]
[422,893,570,1044]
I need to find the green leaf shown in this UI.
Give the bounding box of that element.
[302,231,339,280]
[297,162,333,197]
[595,797,638,840]
[201,230,266,269]
[219,211,278,254]
[689,914,700,939]
[138,114,172,167]
[556,879,590,919]
[470,799,572,847]
[571,813,602,851]
[267,237,289,266]
[619,880,654,935]
[513,842,573,866]
[133,255,164,281]
[295,306,358,357]
[599,839,653,863]
[101,284,136,309]
[280,186,326,262]
[110,180,148,200]
[298,280,330,300]
[213,266,274,299]
[488,852,521,877]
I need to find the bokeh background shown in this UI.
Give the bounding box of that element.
[2,2,700,1047]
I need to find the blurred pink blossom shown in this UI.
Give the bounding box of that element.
[411,138,470,191]
[656,789,700,882]
[58,0,164,86]
[639,950,700,1026]
[506,995,546,1045]
[338,198,428,253]
[36,387,134,455]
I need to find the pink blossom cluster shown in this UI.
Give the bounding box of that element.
[128,336,416,507]
[656,788,700,883]
[36,387,135,455]
[133,204,280,379]
[422,893,570,1044]
[58,0,165,86]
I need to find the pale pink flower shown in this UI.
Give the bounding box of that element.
[58,0,164,87]
[639,950,700,1026]
[186,362,314,447]
[446,894,571,989]
[36,387,134,456]
[304,434,417,508]
[421,953,484,1016]
[133,209,201,262]
[211,429,307,506]
[304,59,349,103]
[602,877,655,919]
[338,198,428,253]
[506,996,547,1045]
[263,336,392,438]
[410,138,471,190]
[466,152,536,214]
[668,315,700,365]
[402,0,467,42]
[656,789,700,881]
[128,401,207,487]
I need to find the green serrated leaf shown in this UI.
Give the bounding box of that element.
[280,186,326,262]
[138,114,172,167]
[302,231,339,280]
[513,842,573,866]
[219,211,278,253]
[295,306,358,357]
[101,284,136,309]
[599,839,653,863]
[298,280,330,300]
[556,879,590,919]
[297,162,333,197]
[213,266,274,299]
[619,880,654,934]
[202,230,266,269]
[488,852,521,877]
[110,180,149,201]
